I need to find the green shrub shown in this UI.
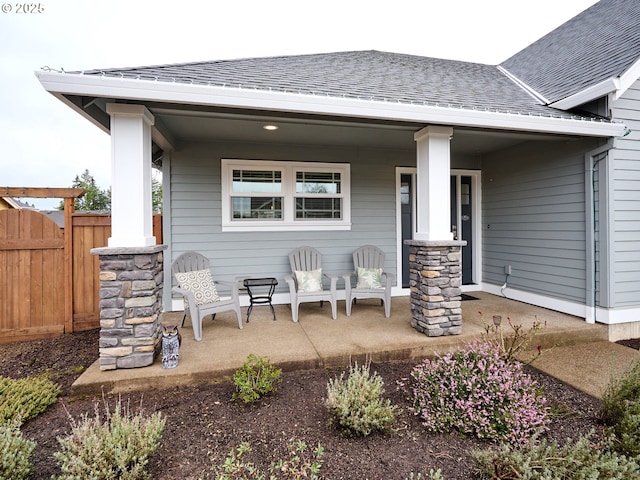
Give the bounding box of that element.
[213,440,324,480]
[0,419,36,480]
[232,354,282,404]
[325,362,398,436]
[408,341,549,444]
[598,357,640,457]
[612,399,640,457]
[53,397,165,480]
[0,374,61,426]
[472,430,640,479]
[600,357,640,427]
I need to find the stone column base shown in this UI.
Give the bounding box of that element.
[91,245,167,370]
[405,240,466,337]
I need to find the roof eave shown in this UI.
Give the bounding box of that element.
[550,77,619,111]
[616,57,640,101]
[36,70,627,139]
[1,197,22,209]
[550,57,640,110]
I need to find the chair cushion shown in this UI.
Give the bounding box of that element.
[295,268,323,293]
[356,267,383,289]
[175,269,220,305]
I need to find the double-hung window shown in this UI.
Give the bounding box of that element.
[222,159,350,231]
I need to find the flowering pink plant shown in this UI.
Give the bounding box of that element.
[408,340,550,445]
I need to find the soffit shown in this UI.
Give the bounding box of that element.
[150,107,569,157]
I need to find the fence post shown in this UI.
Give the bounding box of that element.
[64,198,75,333]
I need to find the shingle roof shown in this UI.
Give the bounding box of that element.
[501,0,640,104]
[77,51,593,121]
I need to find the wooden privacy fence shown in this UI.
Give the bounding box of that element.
[71,213,163,334]
[0,189,162,343]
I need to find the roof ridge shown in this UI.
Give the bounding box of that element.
[75,50,498,76]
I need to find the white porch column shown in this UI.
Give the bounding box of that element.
[106,104,156,247]
[413,126,454,241]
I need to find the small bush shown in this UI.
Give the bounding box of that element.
[600,357,640,427]
[472,431,640,479]
[611,399,640,457]
[325,362,398,436]
[409,341,550,445]
[0,374,61,426]
[53,397,165,480]
[213,440,324,480]
[0,419,36,480]
[232,354,282,404]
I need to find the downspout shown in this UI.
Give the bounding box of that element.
[585,140,613,324]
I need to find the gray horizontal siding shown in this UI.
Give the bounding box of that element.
[168,141,413,295]
[482,138,600,304]
[611,79,640,307]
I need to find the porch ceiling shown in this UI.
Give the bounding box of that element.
[150,107,571,156]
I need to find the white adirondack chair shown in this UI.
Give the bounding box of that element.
[343,245,394,318]
[172,251,242,341]
[284,246,338,322]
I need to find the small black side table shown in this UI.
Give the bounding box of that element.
[243,277,278,322]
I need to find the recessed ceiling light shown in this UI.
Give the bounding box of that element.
[263,124,279,131]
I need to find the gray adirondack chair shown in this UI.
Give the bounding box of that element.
[172,251,242,341]
[343,245,394,317]
[284,246,338,322]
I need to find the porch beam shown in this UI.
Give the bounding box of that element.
[414,126,454,241]
[106,103,156,247]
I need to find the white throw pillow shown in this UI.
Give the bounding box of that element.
[295,268,323,293]
[356,267,383,289]
[175,269,220,305]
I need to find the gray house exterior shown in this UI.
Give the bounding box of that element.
[37,0,640,341]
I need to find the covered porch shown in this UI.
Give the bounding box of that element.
[73,292,622,399]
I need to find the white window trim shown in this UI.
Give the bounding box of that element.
[221,159,351,232]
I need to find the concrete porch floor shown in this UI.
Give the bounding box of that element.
[73,291,640,399]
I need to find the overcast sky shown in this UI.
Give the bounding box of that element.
[1,0,598,209]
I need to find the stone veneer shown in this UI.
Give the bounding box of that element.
[91,245,167,370]
[405,240,466,337]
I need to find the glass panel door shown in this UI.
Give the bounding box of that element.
[400,174,413,288]
[451,175,473,285]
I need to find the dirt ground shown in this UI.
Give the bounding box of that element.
[1,329,636,479]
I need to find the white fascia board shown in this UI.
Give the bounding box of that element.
[550,77,619,110]
[616,57,640,101]
[36,71,626,138]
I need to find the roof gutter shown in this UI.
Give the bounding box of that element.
[36,70,627,138]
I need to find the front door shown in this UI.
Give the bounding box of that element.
[399,169,480,288]
[451,174,474,285]
[400,173,413,288]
